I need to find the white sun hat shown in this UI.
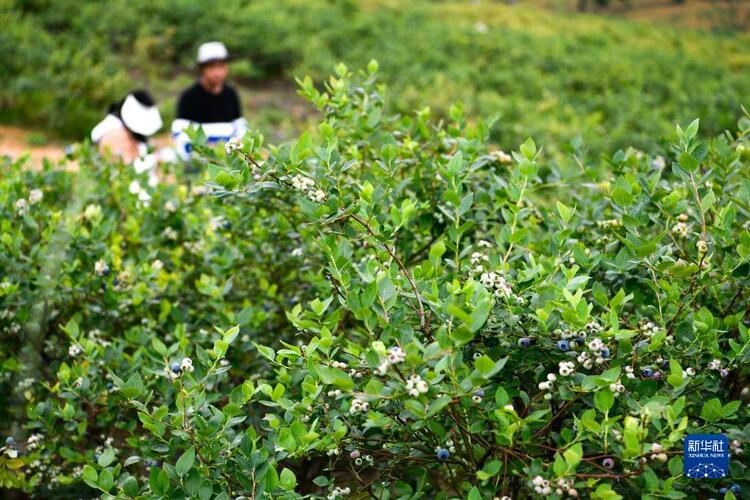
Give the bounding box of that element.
[120,93,163,137]
[197,41,229,65]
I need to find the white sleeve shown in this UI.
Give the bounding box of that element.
[232,117,248,139]
[171,118,194,160]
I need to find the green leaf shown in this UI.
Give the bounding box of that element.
[151,337,167,356]
[520,137,536,160]
[82,465,98,489]
[476,459,502,481]
[594,389,614,413]
[314,365,354,390]
[122,475,139,496]
[98,447,115,468]
[700,398,723,422]
[468,487,482,500]
[564,443,583,470]
[556,201,573,224]
[667,358,683,388]
[175,447,196,478]
[97,468,114,492]
[679,152,699,172]
[279,468,297,490]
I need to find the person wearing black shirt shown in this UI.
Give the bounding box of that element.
[171,41,247,159]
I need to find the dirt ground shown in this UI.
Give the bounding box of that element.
[0,124,68,164]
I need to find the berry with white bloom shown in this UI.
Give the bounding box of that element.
[15,198,28,215]
[94,260,110,276]
[181,357,194,373]
[224,137,242,155]
[478,239,492,248]
[309,189,326,203]
[29,189,44,204]
[68,344,81,357]
[696,239,708,254]
[559,360,575,377]
[490,150,513,163]
[470,252,489,265]
[671,221,688,237]
[349,397,370,415]
[27,434,43,450]
[164,200,177,212]
[387,346,406,364]
[707,359,722,370]
[538,381,553,391]
[405,374,429,397]
[588,338,604,351]
[151,259,164,271]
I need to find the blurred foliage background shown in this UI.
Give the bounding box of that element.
[1,0,748,158]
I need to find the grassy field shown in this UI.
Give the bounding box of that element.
[1,0,748,160]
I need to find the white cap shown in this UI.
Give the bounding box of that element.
[197,41,229,65]
[120,94,163,137]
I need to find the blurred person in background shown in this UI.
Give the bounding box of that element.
[90,90,164,184]
[171,41,247,160]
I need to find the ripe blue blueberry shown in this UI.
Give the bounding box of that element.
[106,383,113,390]
[112,278,120,286]
[642,368,653,378]
[602,458,615,469]
[731,484,742,494]
[475,389,485,398]
[556,340,570,352]
[575,337,585,346]
[5,436,15,446]
[719,487,727,494]
[436,448,450,461]
[171,362,181,374]
[601,347,610,359]
[518,337,531,348]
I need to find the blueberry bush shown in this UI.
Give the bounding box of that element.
[2,64,750,498]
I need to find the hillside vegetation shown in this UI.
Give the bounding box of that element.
[1,0,748,159]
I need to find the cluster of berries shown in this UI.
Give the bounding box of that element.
[349,450,374,466]
[290,174,326,203]
[479,272,513,299]
[596,219,623,229]
[472,389,485,403]
[94,260,110,277]
[405,374,429,397]
[490,150,513,163]
[349,397,370,415]
[435,440,456,461]
[224,137,242,155]
[375,346,405,375]
[648,443,668,462]
[671,213,690,237]
[168,358,194,379]
[326,486,351,499]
